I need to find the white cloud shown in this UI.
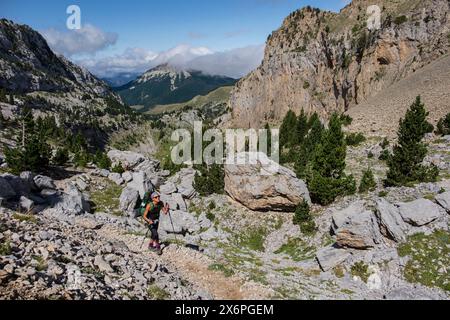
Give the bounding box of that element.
[78,43,265,80]
[178,45,265,79]
[41,24,118,56]
[78,47,157,78]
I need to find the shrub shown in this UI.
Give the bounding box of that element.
[93,151,111,170]
[5,137,51,174]
[53,148,69,166]
[345,132,366,146]
[351,261,371,283]
[380,137,390,149]
[435,113,450,136]
[359,168,377,193]
[394,15,408,25]
[111,162,125,174]
[194,164,224,196]
[379,149,390,161]
[340,114,353,126]
[386,96,438,186]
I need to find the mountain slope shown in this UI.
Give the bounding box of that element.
[115,64,236,112]
[146,85,233,115]
[229,0,450,128]
[0,19,110,95]
[0,19,138,150]
[347,53,450,137]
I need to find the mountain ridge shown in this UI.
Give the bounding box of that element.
[115,63,236,112]
[229,0,450,129]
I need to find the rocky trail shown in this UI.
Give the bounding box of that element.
[96,224,273,300]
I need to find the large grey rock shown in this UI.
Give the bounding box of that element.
[316,246,350,271]
[119,187,140,215]
[108,172,124,186]
[224,152,310,211]
[160,182,177,195]
[107,150,145,170]
[127,171,153,198]
[53,184,90,215]
[19,196,34,212]
[435,192,450,213]
[375,198,408,242]
[171,193,187,211]
[2,173,30,196]
[134,159,160,176]
[398,199,443,226]
[0,176,16,199]
[159,210,199,234]
[34,175,56,190]
[168,167,197,199]
[336,210,382,249]
[20,171,37,191]
[122,171,133,183]
[332,201,366,233]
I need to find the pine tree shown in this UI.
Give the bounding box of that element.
[5,136,51,174]
[359,168,377,193]
[386,96,438,186]
[280,110,297,148]
[295,109,309,146]
[293,200,316,236]
[294,113,324,178]
[9,93,14,105]
[436,113,450,136]
[307,113,356,205]
[94,150,111,169]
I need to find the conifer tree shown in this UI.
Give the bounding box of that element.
[359,168,377,193]
[295,109,309,146]
[386,96,438,186]
[280,110,297,148]
[307,113,356,205]
[436,113,450,136]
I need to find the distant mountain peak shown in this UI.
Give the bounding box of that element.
[137,64,192,90]
[115,63,236,111]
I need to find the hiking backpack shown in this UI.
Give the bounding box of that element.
[138,191,154,217]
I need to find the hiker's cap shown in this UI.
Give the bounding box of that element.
[151,192,160,199]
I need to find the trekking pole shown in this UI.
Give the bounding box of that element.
[168,209,178,242]
[140,227,150,248]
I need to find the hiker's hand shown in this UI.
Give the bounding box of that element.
[163,203,170,214]
[147,219,153,225]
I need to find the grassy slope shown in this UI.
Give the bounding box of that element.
[146,85,234,115]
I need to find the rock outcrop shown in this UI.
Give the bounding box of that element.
[229,0,450,128]
[224,152,310,211]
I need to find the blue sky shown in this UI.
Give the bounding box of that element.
[0,0,349,77]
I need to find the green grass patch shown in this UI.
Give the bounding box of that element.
[235,227,267,252]
[397,230,450,291]
[12,213,37,224]
[248,268,268,285]
[32,255,48,272]
[90,180,123,216]
[0,241,12,256]
[350,261,371,283]
[208,263,235,277]
[274,238,316,262]
[147,284,170,300]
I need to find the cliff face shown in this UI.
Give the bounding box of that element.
[229,0,450,128]
[0,19,110,95]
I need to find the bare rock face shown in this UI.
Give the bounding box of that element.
[229,1,450,128]
[224,152,310,212]
[334,206,382,249]
[397,199,443,227]
[375,198,408,242]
